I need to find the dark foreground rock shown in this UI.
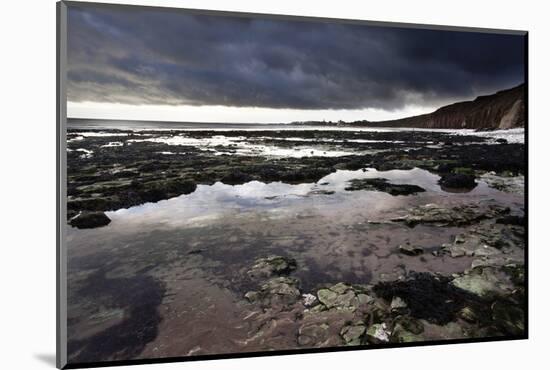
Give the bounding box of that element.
[243,268,524,348]
[67,178,197,219]
[438,173,477,191]
[69,211,111,229]
[241,206,525,346]
[345,178,425,196]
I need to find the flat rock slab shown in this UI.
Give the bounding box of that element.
[393,203,510,227]
[345,178,425,196]
[451,266,515,299]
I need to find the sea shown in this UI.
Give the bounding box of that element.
[67,118,525,144]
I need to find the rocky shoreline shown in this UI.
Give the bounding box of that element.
[66,127,525,362]
[67,128,524,224]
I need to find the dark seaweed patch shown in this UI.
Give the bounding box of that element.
[373,272,484,325]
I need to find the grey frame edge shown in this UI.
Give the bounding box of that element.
[57,1,68,369]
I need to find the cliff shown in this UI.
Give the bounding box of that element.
[356,84,525,129]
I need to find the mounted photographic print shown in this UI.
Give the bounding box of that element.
[56,1,528,368]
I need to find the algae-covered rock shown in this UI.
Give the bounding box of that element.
[442,243,468,258]
[390,296,409,316]
[391,319,424,343]
[316,283,370,311]
[451,274,496,298]
[330,282,351,294]
[317,289,339,308]
[261,277,300,299]
[138,178,197,203]
[245,276,301,307]
[491,300,525,336]
[391,327,424,343]
[480,172,524,194]
[393,203,509,227]
[451,266,514,298]
[247,255,297,279]
[340,323,366,345]
[374,272,475,325]
[394,315,424,335]
[357,293,373,305]
[365,323,390,344]
[458,306,478,323]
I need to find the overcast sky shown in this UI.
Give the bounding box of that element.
[66,4,525,123]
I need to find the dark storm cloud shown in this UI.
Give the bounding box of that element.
[67,4,525,110]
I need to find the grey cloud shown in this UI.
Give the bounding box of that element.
[67,4,525,110]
